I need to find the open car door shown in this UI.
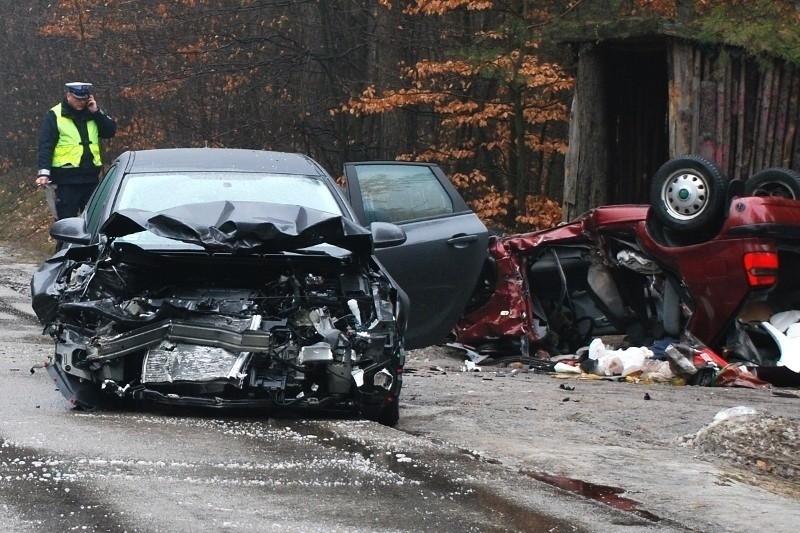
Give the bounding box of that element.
[343,162,488,349]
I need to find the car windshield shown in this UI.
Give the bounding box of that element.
[113,171,345,249]
[116,171,343,214]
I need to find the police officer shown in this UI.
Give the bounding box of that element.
[35,82,117,219]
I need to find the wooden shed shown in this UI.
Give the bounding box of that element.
[561,25,800,220]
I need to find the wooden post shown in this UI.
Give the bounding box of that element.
[783,66,799,168]
[699,53,717,163]
[734,58,746,179]
[691,49,701,154]
[669,40,693,157]
[754,66,773,172]
[764,59,781,167]
[563,44,608,221]
[719,53,732,174]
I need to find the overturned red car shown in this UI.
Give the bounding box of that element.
[455,155,800,385]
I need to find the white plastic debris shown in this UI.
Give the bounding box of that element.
[787,322,800,338]
[461,360,481,372]
[769,310,800,333]
[588,338,608,360]
[595,355,621,376]
[759,321,800,373]
[588,338,653,376]
[641,359,674,381]
[553,362,581,374]
[713,406,757,422]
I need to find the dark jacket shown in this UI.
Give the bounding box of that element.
[37,98,117,185]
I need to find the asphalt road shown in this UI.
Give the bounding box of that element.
[2,245,798,532]
[0,246,668,533]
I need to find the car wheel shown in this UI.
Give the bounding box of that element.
[363,398,400,426]
[650,155,729,233]
[744,168,800,198]
[380,400,400,426]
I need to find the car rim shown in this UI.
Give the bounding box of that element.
[662,171,709,220]
[750,181,797,199]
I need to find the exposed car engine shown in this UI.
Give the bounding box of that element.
[41,242,404,423]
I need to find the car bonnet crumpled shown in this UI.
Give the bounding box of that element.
[99,200,374,254]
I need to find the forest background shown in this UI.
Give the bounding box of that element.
[1,0,799,254]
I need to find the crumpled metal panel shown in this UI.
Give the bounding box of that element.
[99,200,373,254]
[87,317,271,362]
[453,237,538,345]
[454,206,647,345]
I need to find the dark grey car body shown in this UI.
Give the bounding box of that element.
[31,149,487,424]
[343,162,489,349]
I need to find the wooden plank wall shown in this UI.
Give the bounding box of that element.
[669,39,800,179]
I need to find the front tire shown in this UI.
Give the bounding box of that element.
[363,397,400,426]
[650,155,729,233]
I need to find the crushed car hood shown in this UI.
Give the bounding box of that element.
[100,201,373,254]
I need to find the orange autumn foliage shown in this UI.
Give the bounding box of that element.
[342,2,571,231]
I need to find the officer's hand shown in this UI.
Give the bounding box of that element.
[87,95,98,113]
[35,176,49,187]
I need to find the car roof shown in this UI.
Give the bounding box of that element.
[121,148,328,176]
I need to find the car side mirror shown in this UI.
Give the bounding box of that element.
[370,221,406,248]
[50,217,91,245]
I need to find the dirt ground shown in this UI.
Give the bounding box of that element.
[399,345,800,531]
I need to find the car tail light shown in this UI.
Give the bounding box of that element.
[743,252,778,287]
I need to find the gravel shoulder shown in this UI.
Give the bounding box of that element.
[400,345,800,532]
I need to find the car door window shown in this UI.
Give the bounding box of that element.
[352,164,454,224]
[343,161,489,349]
[85,164,119,236]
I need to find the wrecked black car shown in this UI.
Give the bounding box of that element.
[31,148,432,425]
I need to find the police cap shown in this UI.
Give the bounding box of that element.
[65,82,93,99]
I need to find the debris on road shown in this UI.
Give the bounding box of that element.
[449,332,800,396]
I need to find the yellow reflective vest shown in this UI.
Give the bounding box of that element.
[51,103,102,168]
